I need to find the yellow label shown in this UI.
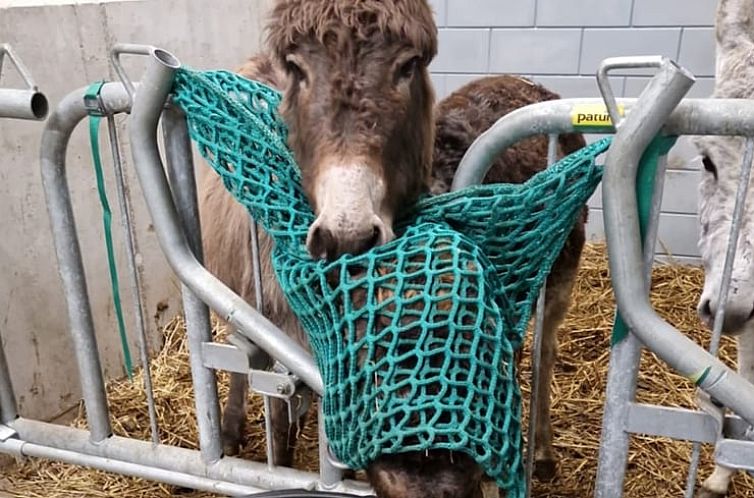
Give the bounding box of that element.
[571,104,625,127]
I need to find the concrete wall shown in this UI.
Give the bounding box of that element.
[428,0,717,264]
[0,0,273,421]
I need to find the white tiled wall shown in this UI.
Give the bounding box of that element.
[428,0,717,264]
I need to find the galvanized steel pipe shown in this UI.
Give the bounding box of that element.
[126,48,324,395]
[163,105,223,463]
[0,88,48,120]
[601,61,754,425]
[4,418,378,495]
[39,82,134,442]
[452,97,754,191]
[0,436,263,496]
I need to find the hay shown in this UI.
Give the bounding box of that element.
[2,243,753,497]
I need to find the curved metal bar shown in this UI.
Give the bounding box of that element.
[109,43,155,108]
[127,49,324,396]
[40,82,134,442]
[600,59,754,426]
[452,97,754,191]
[596,55,667,128]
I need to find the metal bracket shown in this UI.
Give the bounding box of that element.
[0,424,17,442]
[596,55,670,130]
[0,44,39,91]
[109,43,157,108]
[715,439,754,472]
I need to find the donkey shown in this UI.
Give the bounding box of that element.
[197,1,588,496]
[692,0,754,496]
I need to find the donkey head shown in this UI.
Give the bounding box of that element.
[693,0,754,335]
[267,0,437,261]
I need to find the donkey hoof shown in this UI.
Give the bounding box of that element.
[533,458,557,481]
[695,488,727,498]
[221,433,242,457]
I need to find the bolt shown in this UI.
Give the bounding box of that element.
[276,383,289,395]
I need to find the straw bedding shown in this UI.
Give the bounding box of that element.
[2,243,753,497]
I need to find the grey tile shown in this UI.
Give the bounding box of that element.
[632,0,717,26]
[447,0,535,27]
[656,212,701,257]
[432,29,491,73]
[679,28,716,77]
[580,28,682,75]
[490,28,581,74]
[533,75,623,98]
[445,73,488,94]
[624,76,716,98]
[431,73,448,99]
[536,0,632,27]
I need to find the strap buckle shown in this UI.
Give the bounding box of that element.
[84,80,107,117]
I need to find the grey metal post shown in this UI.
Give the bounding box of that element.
[39,82,133,443]
[127,49,323,396]
[601,64,754,426]
[162,105,223,463]
[105,114,160,445]
[524,134,557,496]
[595,58,694,498]
[0,331,17,423]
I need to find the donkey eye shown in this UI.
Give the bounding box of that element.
[285,58,307,83]
[702,156,718,180]
[396,57,420,82]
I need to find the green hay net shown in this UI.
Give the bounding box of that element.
[171,67,610,497]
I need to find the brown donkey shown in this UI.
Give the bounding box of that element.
[197,1,588,496]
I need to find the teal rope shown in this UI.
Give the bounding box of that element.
[611,135,678,346]
[84,81,134,379]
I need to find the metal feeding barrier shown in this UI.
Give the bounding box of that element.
[1,42,754,498]
[454,56,754,497]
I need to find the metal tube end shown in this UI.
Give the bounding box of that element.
[151,48,181,70]
[30,91,48,119]
[0,89,49,120]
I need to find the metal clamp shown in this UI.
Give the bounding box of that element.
[0,43,38,90]
[109,43,157,108]
[596,55,676,129]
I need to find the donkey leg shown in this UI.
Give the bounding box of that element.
[698,329,754,497]
[698,466,736,498]
[531,225,583,482]
[222,372,249,456]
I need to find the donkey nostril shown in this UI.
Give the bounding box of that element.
[368,225,381,249]
[306,225,337,261]
[701,299,713,319]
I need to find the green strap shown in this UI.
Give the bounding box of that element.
[84,81,134,379]
[611,135,678,346]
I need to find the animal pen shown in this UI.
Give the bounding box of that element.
[2,41,754,498]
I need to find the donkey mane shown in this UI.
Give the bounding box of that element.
[266,0,438,63]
